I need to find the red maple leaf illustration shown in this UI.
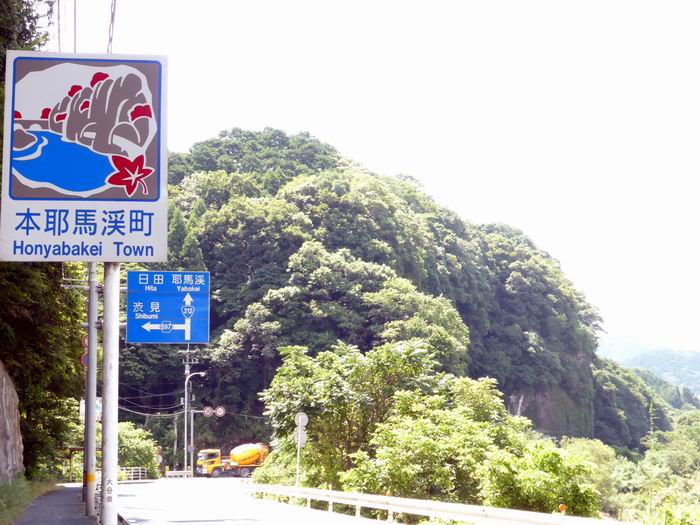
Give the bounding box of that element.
[106,155,153,197]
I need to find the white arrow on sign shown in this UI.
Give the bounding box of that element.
[140,294,195,340]
[141,322,161,332]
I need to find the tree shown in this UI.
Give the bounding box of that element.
[342,378,528,504]
[482,441,599,516]
[592,358,671,449]
[257,340,439,488]
[168,205,187,260]
[561,438,618,513]
[0,263,84,476]
[214,241,470,378]
[118,422,159,478]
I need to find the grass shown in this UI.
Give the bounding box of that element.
[0,477,56,525]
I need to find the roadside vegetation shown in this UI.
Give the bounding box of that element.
[0,478,55,525]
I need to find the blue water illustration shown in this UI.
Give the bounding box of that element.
[12,130,113,194]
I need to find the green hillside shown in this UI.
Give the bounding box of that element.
[599,336,700,395]
[627,350,700,395]
[633,368,700,409]
[117,128,670,451]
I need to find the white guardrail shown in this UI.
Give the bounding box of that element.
[244,484,637,525]
[164,469,193,478]
[120,466,149,481]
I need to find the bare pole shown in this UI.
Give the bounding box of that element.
[57,0,62,52]
[85,262,98,516]
[101,262,120,525]
[296,425,301,487]
[184,371,205,475]
[73,0,77,53]
[190,398,194,472]
[173,413,178,469]
[183,359,189,473]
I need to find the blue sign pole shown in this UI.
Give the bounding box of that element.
[126,271,210,344]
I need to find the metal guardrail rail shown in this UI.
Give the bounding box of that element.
[164,470,193,478]
[244,483,636,525]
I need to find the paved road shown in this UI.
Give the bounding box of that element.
[118,478,375,524]
[16,484,95,525]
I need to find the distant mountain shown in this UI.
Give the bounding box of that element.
[627,351,700,396]
[598,336,700,395]
[597,335,661,363]
[632,369,700,409]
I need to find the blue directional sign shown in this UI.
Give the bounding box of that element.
[126,271,210,344]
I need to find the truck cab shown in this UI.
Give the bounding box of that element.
[196,448,228,477]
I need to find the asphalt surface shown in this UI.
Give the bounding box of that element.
[118,478,376,524]
[14,479,375,525]
[15,484,95,525]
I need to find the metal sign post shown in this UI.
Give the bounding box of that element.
[294,412,308,487]
[101,262,120,524]
[85,262,98,516]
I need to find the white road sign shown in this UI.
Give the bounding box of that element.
[0,51,168,262]
[294,412,308,427]
[294,428,308,447]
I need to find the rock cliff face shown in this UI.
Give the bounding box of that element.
[0,359,24,482]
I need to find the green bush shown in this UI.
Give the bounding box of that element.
[0,477,55,525]
[118,422,160,478]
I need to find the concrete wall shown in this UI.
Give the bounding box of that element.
[0,359,24,482]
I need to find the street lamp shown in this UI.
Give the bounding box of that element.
[184,371,205,474]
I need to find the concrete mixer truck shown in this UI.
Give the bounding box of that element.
[196,443,269,478]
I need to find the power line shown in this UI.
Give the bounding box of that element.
[119,390,184,400]
[119,380,182,390]
[227,412,269,421]
[118,405,185,418]
[119,398,183,411]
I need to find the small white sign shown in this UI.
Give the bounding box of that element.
[79,397,102,421]
[0,51,168,262]
[294,412,308,427]
[293,428,308,447]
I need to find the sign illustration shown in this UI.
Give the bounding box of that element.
[126,271,210,344]
[0,51,168,261]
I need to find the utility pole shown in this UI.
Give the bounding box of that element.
[183,370,205,474]
[190,392,195,471]
[179,346,195,472]
[173,412,178,469]
[101,262,120,525]
[85,263,98,516]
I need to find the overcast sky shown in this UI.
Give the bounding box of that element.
[47,0,700,351]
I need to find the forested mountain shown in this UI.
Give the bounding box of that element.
[114,127,671,455]
[599,336,700,395]
[627,350,700,395]
[633,369,700,409]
